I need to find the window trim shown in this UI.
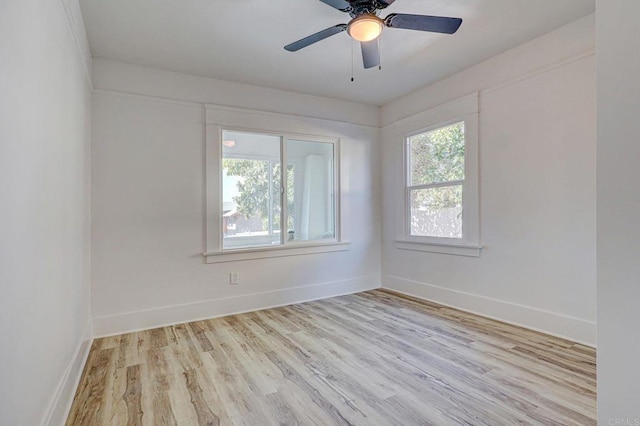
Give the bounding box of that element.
[205,123,343,262]
[397,93,481,255]
[204,241,350,264]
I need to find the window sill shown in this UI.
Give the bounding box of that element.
[395,240,482,257]
[203,241,350,263]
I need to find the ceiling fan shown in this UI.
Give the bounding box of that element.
[284,0,462,69]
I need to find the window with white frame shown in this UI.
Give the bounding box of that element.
[407,121,465,239]
[398,94,480,255]
[211,128,340,254]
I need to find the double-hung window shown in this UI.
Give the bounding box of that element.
[398,94,480,256]
[407,121,465,239]
[205,118,345,262]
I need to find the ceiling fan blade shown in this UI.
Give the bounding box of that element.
[319,0,352,12]
[361,40,380,69]
[385,13,462,34]
[375,0,396,6]
[284,24,347,52]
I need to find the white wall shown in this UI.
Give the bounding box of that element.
[380,15,597,345]
[596,1,640,421]
[0,0,92,424]
[90,61,381,336]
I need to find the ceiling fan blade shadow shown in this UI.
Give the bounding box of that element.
[284,24,347,52]
[361,40,380,69]
[385,13,462,34]
[319,0,352,12]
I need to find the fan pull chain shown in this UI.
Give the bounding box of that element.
[378,39,382,71]
[350,40,355,82]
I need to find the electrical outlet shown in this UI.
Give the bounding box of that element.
[229,272,239,285]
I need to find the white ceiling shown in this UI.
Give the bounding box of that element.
[80,0,594,106]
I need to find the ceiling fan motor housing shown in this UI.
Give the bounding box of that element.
[348,0,393,17]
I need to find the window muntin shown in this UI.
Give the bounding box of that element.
[406,121,466,240]
[221,130,338,251]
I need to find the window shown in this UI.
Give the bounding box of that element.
[398,93,480,256]
[407,122,465,239]
[205,122,345,262]
[221,130,336,250]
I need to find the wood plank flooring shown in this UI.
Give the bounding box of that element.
[67,290,596,425]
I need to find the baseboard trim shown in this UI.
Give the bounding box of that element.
[382,275,596,347]
[93,276,381,337]
[43,322,93,425]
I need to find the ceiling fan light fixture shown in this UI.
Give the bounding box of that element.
[347,14,384,42]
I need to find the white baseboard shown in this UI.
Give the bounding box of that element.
[93,276,381,337]
[43,321,93,426]
[382,275,596,347]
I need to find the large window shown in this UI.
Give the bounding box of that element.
[398,93,480,256]
[214,129,339,253]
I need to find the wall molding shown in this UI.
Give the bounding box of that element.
[204,103,379,130]
[92,88,205,109]
[384,92,479,130]
[381,48,595,128]
[481,48,594,96]
[94,276,380,337]
[91,59,380,127]
[58,0,93,87]
[91,87,380,130]
[382,275,596,347]
[42,321,93,426]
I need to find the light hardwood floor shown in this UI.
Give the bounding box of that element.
[67,290,596,425]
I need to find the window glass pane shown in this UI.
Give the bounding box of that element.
[222,131,281,249]
[286,139,335,241]
[410,185,462,239]
[409,121,465,186]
